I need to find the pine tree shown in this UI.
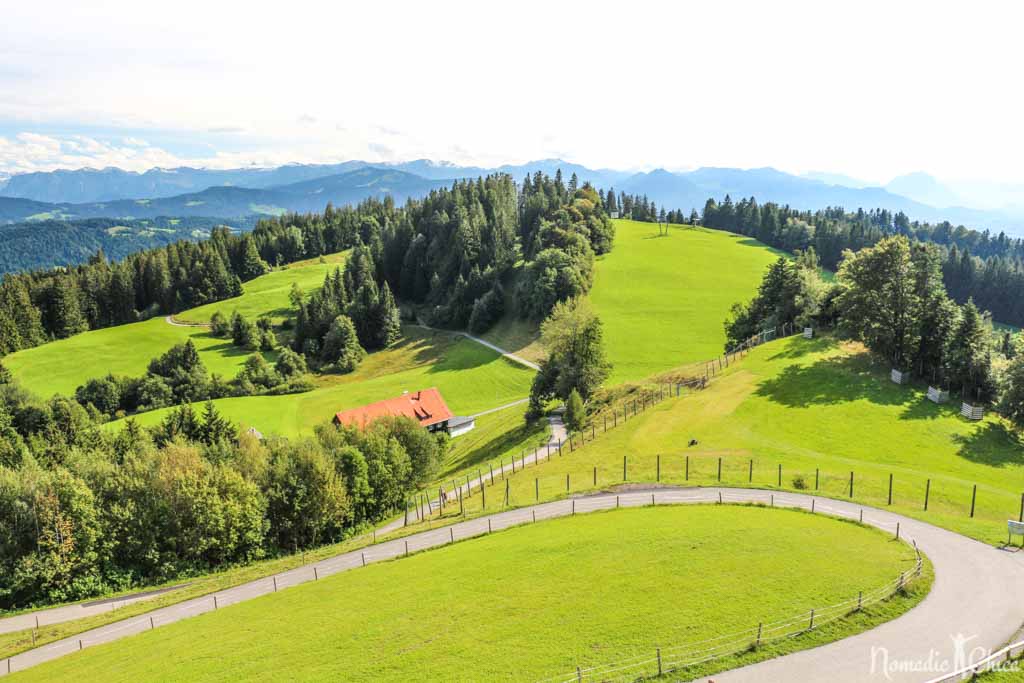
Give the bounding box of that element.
[374,282,402,348]
[50,277,88,338]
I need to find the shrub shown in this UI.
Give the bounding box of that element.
[210,311,230,338]
[468,284,505,334]
[565,388,586,432]
[792,475,808,490]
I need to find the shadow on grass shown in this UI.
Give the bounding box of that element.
[439,418,547,480]
[754,353,909,409]
[764,336,833,362]
[953,421,1024,467]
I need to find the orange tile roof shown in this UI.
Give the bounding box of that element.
[332,388,454,430]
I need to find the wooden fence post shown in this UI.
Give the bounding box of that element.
[593,466,597,486]
[749,459,753,482]
[970,484,977,518]
[657,454,661,482]
[566,473,570,493]
[888,473,893,506]
[657,648,662,676]
[756,622,762,647]
[623,455,627,481]
[849,471,854,498]
[808,609,815,630]
[924,479,930,511]
[815,468,819,490]
[482,480,486,509]
[1019,492,1023,523]
[685,455,689,481]
[718,457,722,482]
[535,478,539,501]
[777,463,782,487]
[505,479,510,506]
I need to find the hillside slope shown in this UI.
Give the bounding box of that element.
[590,219,782,384]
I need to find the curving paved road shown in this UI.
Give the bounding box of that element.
[3,487,1023,680]
[163,315,210,328]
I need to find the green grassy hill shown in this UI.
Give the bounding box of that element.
[480,220,784,381]
[423,334,1024,546]
[10,505,924,683]
[106,327,533,436]
[175,251,348,325]
[4,252,349,398]
[4,317,267,398]
[590,220,782,385]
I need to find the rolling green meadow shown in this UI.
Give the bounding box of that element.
[175,250,349,325]
[590,220,782,384]
[421,334,1024,546]
[4,251,350,398]
[3,317,270,398]
[9,505,927,683]
[105,327,534,436]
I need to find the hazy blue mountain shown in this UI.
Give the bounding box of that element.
[801,171,872,188]
[616,166,1024,235]
[0,162,372,203]
[0,167,450,223]
[0,158,633,204]
[885,172,962,209]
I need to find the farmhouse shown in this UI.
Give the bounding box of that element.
[332,387,473,435]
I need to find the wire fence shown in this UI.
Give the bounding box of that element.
[540,551,925,683]
[408,323,804,522]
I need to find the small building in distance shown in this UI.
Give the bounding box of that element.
[447,415,476,438]
[333,387,459,434]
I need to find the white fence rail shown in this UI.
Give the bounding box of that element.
[923,639,1024,683]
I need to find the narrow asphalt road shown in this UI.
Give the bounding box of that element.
[0,584,191,636]
[163,315,209,328]
[4,487,1023,681]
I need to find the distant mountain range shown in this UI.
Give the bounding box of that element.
[2,158,1023,236]
[0,168,450,223]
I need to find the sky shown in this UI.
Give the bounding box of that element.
[2,0,1023,185]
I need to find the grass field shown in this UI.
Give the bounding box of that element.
[3,318,271,398]
[9,505,927,682]
[589,220,783,385]
[106,327,534,436]
[175,251,348,325]
[418,333,1024,546]
[4,252,349,398]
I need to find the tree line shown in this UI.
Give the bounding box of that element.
[0,372,447,609]
[727,236,1018,417]
[701,194,1024,327]
[0,171,615,360]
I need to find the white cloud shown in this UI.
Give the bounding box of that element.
[2,0,1024,183]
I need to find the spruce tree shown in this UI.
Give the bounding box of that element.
[374,282,402,348]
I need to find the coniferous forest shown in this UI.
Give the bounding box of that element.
[0,171,615,609]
